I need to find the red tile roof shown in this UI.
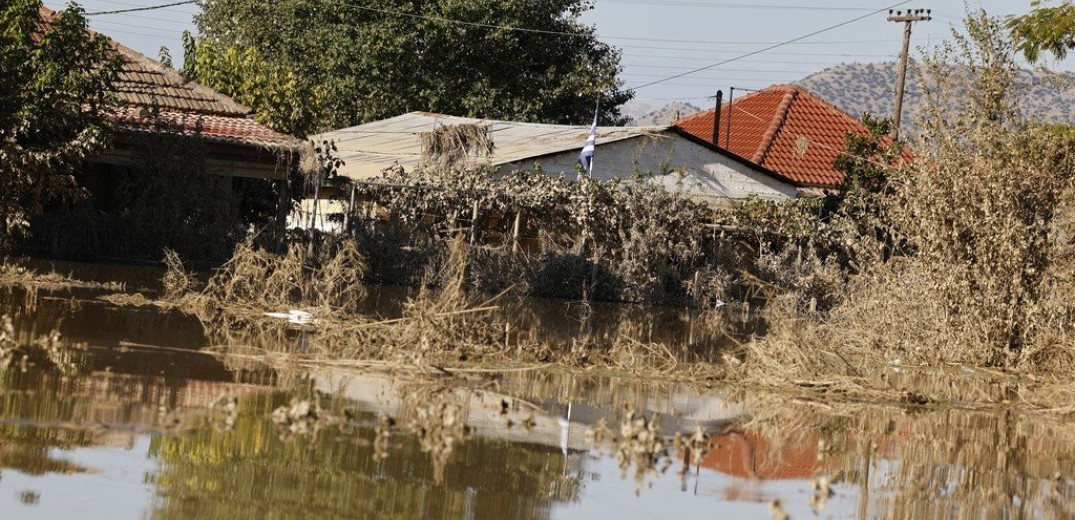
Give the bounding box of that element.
[36,7,301,153]
[109,107,300,150]
[675,84,870,188]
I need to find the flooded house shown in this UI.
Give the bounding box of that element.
[309,111,803,211]
[28,8,305,262]
[675,84,878,192]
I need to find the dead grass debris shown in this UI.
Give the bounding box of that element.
[0,260,124,291]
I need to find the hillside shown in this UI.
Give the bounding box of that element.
[619,100,657,124]
[797,61,1075,132]
[630,102,702,126]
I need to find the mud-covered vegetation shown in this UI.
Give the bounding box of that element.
[347,165,740,306]
[150,11,1075,398]
[8,4,1075,411]
[738,11,1075,387]
[161,234,721,378]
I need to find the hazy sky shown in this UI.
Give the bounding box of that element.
[43,0,1069,108]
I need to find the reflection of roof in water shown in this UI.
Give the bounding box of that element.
[698,430,827,480]
[311,368,749,453]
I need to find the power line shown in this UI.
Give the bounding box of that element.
[90,19,193,33]
[85,0,912,50]
[78,0,921,52]
[622,63,821,74]
[627,0,913,90]
[84,9,198,26]
[634,95,714,101]
[615,43,902,56]
[614,39,924,50]
[623,52,892,65]
[84,22,186,39]
[76,0,914,97]
[599,0,883,10]
[322,0,911,47]
[86,0,198,10]
[85,0,196,16]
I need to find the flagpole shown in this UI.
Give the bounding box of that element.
[578,96,600,181]
[589,95,600,178]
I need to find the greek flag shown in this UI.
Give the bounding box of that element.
[577,110,597,174]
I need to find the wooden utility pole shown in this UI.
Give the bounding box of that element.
[888,8,931,140]
[725,86,735,148]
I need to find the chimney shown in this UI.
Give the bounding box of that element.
[712,90,723,146]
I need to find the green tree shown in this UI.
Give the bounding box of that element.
[1007,0,1075,62]
[187,0,631,136]
[833,114,901,199]
[0,1,120,242]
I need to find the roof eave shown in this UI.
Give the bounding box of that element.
[669,126,805,187]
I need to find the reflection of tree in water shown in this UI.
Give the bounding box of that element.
[150,392,582,520]
[877,408,1075,518]
[0,369,94,475]
[744,394,1075,519]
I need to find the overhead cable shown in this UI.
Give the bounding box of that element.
[627,0,913,90]
[85,0,196,16]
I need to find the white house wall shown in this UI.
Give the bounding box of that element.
[502,134,797,204]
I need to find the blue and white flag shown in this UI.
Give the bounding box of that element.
[577,109,597,175]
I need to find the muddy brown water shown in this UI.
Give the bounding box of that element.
[1,264,1074,519]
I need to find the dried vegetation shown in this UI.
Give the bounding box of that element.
[158,227,732,380]
[0,313,87,375]
[0,260,123,291]
[725,11,1075,397]
[93,10,1075,411]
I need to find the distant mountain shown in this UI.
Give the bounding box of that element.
[630,102,702,126]
[797,61,1075,134]
[619,100,658,124]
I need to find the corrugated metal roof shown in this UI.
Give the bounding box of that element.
[312,112,668,180]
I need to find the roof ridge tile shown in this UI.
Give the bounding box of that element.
[754,87,798,165]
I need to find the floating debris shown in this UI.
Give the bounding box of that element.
[262,309,316,326]
[212,395,239,431]
[769,498,789,520]
[408,395,470,484]
[271,399,327,436]
[19,490,40,506]
[614,410,668,494]
[373,414,395,462]
[808,475,834,514]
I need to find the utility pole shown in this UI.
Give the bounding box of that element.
[887,8,930,140]
[725,86,735,149]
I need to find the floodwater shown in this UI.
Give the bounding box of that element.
[2,263,1075,519]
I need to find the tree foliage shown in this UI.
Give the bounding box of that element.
[833,114,900,197]
[1007,0,1075,62]
[187,0,631,136]
[0,1,120,241]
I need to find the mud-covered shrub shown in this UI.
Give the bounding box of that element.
[347,165,737,305]
[742,10,1075,376]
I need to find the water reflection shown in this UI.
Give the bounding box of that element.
[2,278,1075,518]
[150,396,583,520]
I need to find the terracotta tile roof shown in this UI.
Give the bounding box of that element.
[36,7,301,152]
[675,84,870,188]
[110,107,301,150]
